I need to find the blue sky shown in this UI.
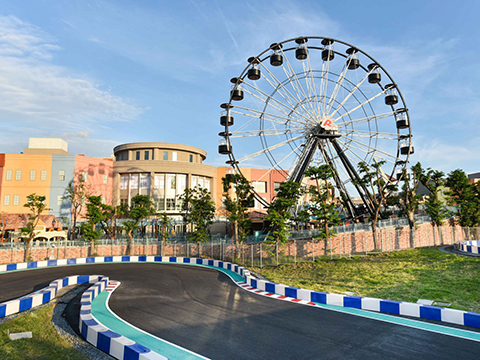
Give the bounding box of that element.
[0,0,479,175]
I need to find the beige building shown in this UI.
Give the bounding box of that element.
[113,142,217,222]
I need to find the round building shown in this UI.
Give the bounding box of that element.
[113,142,217,226]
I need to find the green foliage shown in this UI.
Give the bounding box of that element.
[81,195,105,242]
[122,195,155,235]
[446,169,480,227]
[265,181,301,243]
[20,193,49,262]
[421,168,449,226]
[303,165,341,239]
[179,187,216,243]
[222,174,254,243]
[0,304,89,360]
[157,212,171,241]
[394,162,423,229]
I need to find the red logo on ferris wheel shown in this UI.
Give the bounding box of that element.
[321,117,338,130]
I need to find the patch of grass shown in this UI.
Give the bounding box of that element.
[251,247,480,312]
[0,304,88,360]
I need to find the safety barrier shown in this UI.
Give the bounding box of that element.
[79,277,167,360]
[1,255,480,356]
[455,240,480,255]
[0,274,104,319]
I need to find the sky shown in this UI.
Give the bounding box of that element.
[0,0,479,176]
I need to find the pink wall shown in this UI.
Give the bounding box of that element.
[74,155,113,215]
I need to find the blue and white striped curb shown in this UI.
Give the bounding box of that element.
[0,274,104,319]
[1,255,479,329]
[455,240,480,255]
[79,278,168,360]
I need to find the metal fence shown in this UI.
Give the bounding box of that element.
[1,224,476,267]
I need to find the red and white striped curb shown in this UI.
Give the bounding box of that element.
[233,280,319,307]
[105,281,120,292]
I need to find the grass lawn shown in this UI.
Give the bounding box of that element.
[251,247,480,312]
[0,304,88,360]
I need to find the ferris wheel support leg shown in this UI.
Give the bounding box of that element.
[287,136,319,184]
[318,144,357,220]
[330,139,376,219]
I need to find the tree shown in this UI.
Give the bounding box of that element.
[122,195,154,255]
[189,187,216,243]
[446,169,480,228]
[222,174,254,245]
[20,194,49,262]
[157,212,171,256]
[422,168,450,245]
[178,188,195,238]
[353,161,396,250]
[64,172,91,240]
[265,181,302,243]
[81,195,105,254]
[395,162,423,247]
[304,165,342,246]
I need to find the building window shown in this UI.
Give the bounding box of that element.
[57,195,63,206]
[4,195,10,206]
[59,170,65,181]
[189,154,193,163]
[103,174,108,184]
[30,170,36,181]
[130,174,139,189]
[120,175,128,190]
[144,151,149,160]
[136,151,140,160]
[172,152,177,161]
[13,195,19,206]
[274,182,282,192]
[166,198,176,210]
[41,170,47,181]
[116,151,128,161]
[82,172,87,182]
[15,170,21,181]
[140,174,150,189]
[163,151,168,160]
[154,174,165,189]
[5,170,12,181]
[252,181,267,193]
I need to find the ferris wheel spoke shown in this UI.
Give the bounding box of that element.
[336,137,396,164]
[236,134,305,163]
[241,83,311,124]
[334,88,387,122]
[339,111,396,128]
[325,61,350,115]
[257,142,304,182]
[302,55,319,114]
[329,69,373,118]
[258,62,314,119]
[231,107,307,127]
[339,130,399,140]
[279,48,318,116]
[229,128,304,138]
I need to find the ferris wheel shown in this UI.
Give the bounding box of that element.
[218,36,413,220]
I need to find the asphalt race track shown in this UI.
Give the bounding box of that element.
[1,263,480,360]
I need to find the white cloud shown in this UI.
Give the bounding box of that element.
[411,136,480,175]
[0,15,143,154]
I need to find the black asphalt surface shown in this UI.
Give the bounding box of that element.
[1,263,480,360]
